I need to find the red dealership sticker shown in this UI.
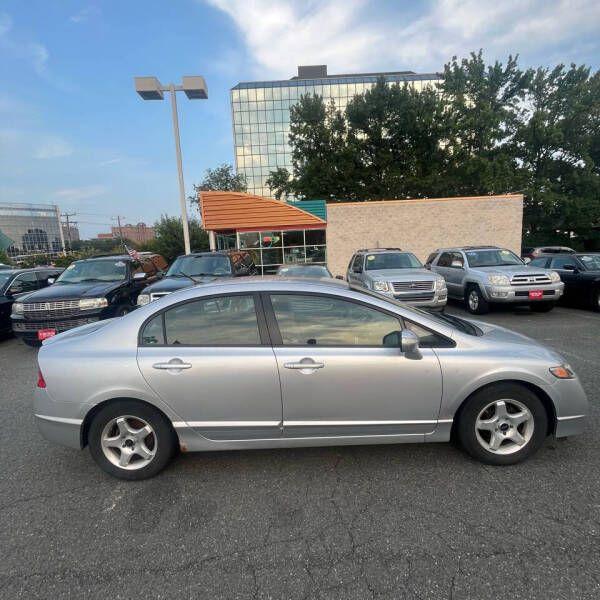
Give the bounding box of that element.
[37,329,56,341]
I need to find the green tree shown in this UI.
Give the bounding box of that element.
[0,250,11,266]
[190,163,247,204]
[141,215,208,262]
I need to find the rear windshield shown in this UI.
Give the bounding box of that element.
[365,252,422,270]
[167,254,232,277]
[277,265,331,278]
[56,260,127,283]
[465,249,523,267]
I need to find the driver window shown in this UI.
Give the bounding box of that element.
[550,257,578,270]
[10,272,38,293]
[351,254,363,272]
[437,252,452,267]
[270,294,401,346]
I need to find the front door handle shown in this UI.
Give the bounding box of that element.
[152,358,192,372]
[283,358,325,373]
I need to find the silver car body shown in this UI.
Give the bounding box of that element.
[429,247,564,303]
[34,278,587,453]
[346,249,447,308]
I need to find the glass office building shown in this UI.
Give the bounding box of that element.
[0,202,65,259]
[231,65,442,197]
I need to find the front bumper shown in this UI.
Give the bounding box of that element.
[377,289,447,308]
[11,306,114,342]
[483,282,564,303]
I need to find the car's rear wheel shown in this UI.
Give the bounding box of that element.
[88,400,177,480]
[457,383,548,465]
[530,302,555,313]
[465,284,489,314]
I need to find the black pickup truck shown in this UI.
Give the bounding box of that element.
[11,253,166,345]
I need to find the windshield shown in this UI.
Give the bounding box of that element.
[465,249,523,268]
[56,260,127,283]
[352,286,481,336]
[277,265,331,278]
[365,252,422,270]
[578,254,600,270]
[167,254,232,277]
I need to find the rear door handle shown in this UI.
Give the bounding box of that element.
[152,359,192,372]
[284,358,325,373]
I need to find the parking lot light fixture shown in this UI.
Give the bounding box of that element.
[134,75,209,255]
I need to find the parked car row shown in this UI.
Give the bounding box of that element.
[4,244,599,346]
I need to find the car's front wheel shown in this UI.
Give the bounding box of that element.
[457,383,548,465]
[465,284,489,314]
[88,400,177,480]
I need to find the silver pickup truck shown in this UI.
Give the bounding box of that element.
[427,246,564,314]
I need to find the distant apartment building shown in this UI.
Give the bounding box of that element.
[231,65,442,197]
[61,224,80,245]
[0,202,65,258]
[96,222,156,245]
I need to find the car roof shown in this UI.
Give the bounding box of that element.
[1,267,59,274]
[356,248,403,253]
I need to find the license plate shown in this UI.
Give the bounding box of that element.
[528,290,543,300]
[37,329,56,341]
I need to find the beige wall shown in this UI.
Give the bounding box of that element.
[326,194,523,276]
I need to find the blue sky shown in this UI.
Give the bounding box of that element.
[1,0,599,238]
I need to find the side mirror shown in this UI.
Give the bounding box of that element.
[335,275,344,280]
[450,260,463,269]
[133,272,148,280]
[47,277,55,284]
[522,257,531,264]
[401,329,421,358]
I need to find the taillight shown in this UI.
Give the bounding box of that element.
[37,369,46,388]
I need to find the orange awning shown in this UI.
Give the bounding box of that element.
[199,191,326,232]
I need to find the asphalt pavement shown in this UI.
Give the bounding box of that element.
[1,303,599,599]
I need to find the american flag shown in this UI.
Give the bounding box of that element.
[125,244,140,261]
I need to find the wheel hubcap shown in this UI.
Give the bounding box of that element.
[469,291,479,311]
[101,416,157,470]
[475,399,534,455]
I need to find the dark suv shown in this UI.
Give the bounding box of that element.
[0,267,63,336]
[11,253,166,345]
[137,250,258,305]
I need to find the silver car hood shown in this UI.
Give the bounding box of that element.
[466,318,564,363]
[472,265,551,278]
[366,268,436,281]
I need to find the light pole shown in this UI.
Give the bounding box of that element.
[134,76,208,255]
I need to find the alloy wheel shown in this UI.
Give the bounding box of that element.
[474,399,534,455]
[468,290,479,311]
[100,415,157,470]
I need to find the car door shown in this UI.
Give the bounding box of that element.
[346,254,364,286]
[136,292,283,440]
[444,252,465,297]
[549,256,582,301]
[264,292,443,438]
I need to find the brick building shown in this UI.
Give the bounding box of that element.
[96,222,155,244]
[198,192,523,276]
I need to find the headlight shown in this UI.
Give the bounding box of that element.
[78,298,108,310]
[11,302,23,315]
[137,294,151,306]
[435,277,447,291]
[549,271,561,283]
[372,281,390,292]
[549,364,575,379]
[488,274,510,286]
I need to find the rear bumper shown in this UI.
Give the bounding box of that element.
[483,282,564,303]
[34,388,83,449]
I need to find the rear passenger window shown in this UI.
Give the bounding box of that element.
[425,252,438,267]
[164,295,260,346]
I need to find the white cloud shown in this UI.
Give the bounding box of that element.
[53,185,107,202]
[206,0,600,75]
[0,11,50,75]
[34,137,73,159]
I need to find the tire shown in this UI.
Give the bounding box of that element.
[530,302,555,313]
[457,382,548,466]
[23,338,41,348]
[88,400,177,480]
[465,284,490,315]
[592,289,600,313]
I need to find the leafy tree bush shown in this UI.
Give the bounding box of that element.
[140,215,208,262]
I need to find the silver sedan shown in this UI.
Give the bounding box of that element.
[34,278,588,479]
